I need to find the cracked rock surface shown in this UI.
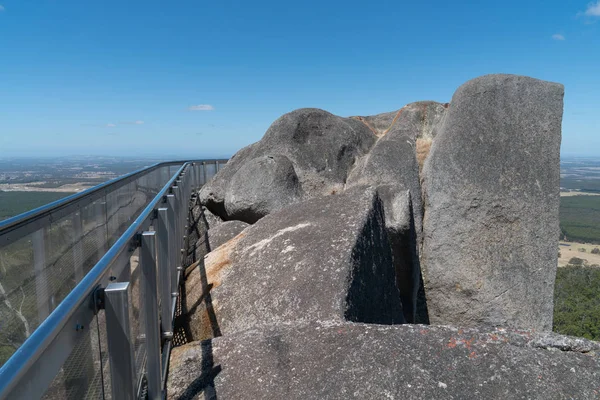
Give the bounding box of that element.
[168,323,600,400]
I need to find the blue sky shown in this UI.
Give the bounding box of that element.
[0,1,599,158]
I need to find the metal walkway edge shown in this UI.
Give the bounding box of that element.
[0,160,226,400]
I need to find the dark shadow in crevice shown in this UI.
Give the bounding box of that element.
[401,199,429,324]
[345,192,406,325]
[173,205,222,399]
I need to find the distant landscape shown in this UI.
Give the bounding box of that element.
[555,157,600,340]
[0,156,165,220]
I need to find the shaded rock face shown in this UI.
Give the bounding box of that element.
[347,134,423,322]
[421,74,564,330]
[199,108,377,222]
[168,323,600,400]
[346,102,447,323]
[185,200,225,267]
[182,187,403,341]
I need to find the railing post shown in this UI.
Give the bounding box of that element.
[166,194,179,306]
[202,161,207,186]
[105,282,136,400]
[140,231,162,400]
[172,183,182,270]
[190,163,197,192]
[156,207,172,337]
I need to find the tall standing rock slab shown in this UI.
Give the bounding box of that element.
[421,74,564,330]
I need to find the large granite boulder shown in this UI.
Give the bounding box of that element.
[168,322,600,400]
[199,143,259,219]
[421,74,564,330]
[181,187,404,341]
[199,108,377,222]
[224,155,302,223]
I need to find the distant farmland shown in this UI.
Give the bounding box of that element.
[560,195,600,244]
[0,191,72,221]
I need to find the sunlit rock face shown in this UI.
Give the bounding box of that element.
[421,74,563,331]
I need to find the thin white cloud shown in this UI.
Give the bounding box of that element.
[188,104,215,111]
[552,34,565,41]
[106,123,116,128]
[0,5,5,11]
[119,120,144,125]
[584,0,600,16]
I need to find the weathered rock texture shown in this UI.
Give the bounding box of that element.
[346,102,448,322]
[421,74,564,330]
[199,108,377,223]
[167,74,585,399]
[168,323,600,400]
[182,187,403,342]
[206,220,249,250]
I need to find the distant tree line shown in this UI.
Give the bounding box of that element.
[553,266,600,341]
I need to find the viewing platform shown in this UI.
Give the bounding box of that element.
[0,160,225,400]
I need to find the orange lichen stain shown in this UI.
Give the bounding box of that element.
[204,232,245,288]
[489,334,499,341]
[464,338,475,350]
[351,116,380,137]
[458,329,464,335]
[416,138,432,173]
[420,329,428,335]
[447,338,458,348]
[382,107,405,136]
[468,351,477,359]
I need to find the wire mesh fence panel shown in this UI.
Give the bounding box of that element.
[41,315,104,400]
[96,309,112,400]
[169,165,179,178]
[80,197,109,278]
[0,234,35,366]
[44,214,77,316]
[205,162,218,183]
[106,185,131,248]
[0,161,220,396]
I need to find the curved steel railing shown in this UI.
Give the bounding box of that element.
[0,159,226,400]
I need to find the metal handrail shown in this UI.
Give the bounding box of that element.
[0,159,225,399]
[0,160,204,246]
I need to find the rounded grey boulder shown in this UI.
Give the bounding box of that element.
[199,108,377,222]
[224,154,302,224]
